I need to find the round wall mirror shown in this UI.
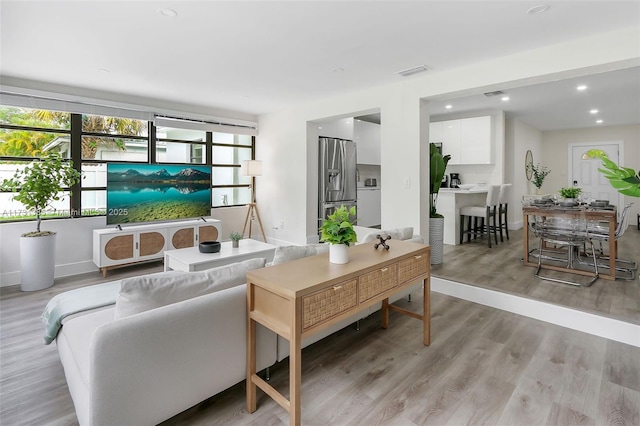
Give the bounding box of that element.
[525,150,533,181]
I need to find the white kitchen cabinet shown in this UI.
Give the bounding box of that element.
[430,116,492,165]
[357,188,381,227]
[459,116,491,164]
[429,121,443,143]
[354,119,380,165]
[93,219,222,276]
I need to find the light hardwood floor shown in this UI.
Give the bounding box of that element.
[433,227,640,325]
[1,258,639,425]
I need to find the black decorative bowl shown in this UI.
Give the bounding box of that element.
[199,241,221,253]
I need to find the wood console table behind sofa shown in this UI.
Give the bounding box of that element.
[246,240,431,425]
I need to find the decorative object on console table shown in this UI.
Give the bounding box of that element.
[241,160,266,242]
[319,205,357,264]
[527,162,551,194]
[374,234,391,250]
[429,143,451,265]
[229,231,242,248]
[0,153,82,291]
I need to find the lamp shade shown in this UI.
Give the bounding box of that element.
[241,160,262,177]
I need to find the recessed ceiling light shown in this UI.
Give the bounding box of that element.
[527,4,550,15]
[445,105,452,109]
[590,109,599,114]
[318,126,322,130]
[596,119,603,124]
[97,68,110,74]
[501,96,510,101]
[577,85,588,91]
[332,67,344,73]
[160,8,177,17]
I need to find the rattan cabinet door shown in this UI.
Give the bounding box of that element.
[139,231,166,258]
[303,279,358,330]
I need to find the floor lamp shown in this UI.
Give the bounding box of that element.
[241,160,266,241]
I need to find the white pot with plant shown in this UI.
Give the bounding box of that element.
[1,153,81,291]
[429,143,451,265]
[559,186,582,205]
[319,205,357,264]
[229,231,242,248]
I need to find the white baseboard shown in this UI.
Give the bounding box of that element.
[0,260,98,288]
[432,277,640,348]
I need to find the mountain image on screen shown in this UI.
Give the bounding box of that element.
[106,164,212,225]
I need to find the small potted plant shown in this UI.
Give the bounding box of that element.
[0,153,82,291]
[319,205,357,264]
[559,186,582,202]
[527,163,551,194]
[229,231,242,248]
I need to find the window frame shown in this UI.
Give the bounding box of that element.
[0,106,256,223]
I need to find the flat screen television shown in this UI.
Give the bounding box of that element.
[106,163,212,225]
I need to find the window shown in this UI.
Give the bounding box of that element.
[0,104,256,223]
[211,132,253,207]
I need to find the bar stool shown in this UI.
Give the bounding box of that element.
[498,183,512,242]
[459,185,501,248]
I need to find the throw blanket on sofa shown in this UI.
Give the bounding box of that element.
[41,281,121,344]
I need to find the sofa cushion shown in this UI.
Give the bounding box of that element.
[114,258,266,319]
[361,229,401,243]
[271,244,329,266]
[360,227,414,243]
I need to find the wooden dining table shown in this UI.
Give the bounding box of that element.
[522,204,618,280]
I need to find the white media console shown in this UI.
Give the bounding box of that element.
[93,218,222,276]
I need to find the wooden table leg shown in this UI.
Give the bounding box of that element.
[423,277,430,346]
[381,298,389,329]
[290,299,302,426]
[246,285,257,413]
[609,219,616,280]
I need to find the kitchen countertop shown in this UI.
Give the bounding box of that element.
[440,187,488,194]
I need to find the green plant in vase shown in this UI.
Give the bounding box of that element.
[320,205,357,264]
[559,187,582,199]
[527,162,551,191]
[229,231,242,247]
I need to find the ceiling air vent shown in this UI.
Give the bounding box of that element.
[397,65,430,77]
[484,90,505,97]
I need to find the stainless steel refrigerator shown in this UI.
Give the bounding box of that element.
[318,137,357,228]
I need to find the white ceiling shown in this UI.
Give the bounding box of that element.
[1,1,639,130]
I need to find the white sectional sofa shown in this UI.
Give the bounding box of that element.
[50,259,277,426]
[48,229,426,425]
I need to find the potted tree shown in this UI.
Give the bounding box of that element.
[1,153,81,291]
[429,143,451,265]
[319,205,357,264]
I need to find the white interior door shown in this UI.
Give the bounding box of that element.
[570,142,620,204]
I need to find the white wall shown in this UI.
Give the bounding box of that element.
[541,124,640,220]
[257,27,640,245]
[505,118,543,229]
[1,26,638,286]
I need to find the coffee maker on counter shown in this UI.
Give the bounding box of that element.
[449,173,461,188]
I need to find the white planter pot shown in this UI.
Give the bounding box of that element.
[329,244,349,264]
[20,233,57,292]
[429,217,444,265]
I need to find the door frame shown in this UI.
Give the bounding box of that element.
[568,140,624,209]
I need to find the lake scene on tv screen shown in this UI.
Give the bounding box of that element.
[107,164,211,225]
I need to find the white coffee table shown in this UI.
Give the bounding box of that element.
[164,239,277,272]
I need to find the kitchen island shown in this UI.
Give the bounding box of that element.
[438,188,488,245]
